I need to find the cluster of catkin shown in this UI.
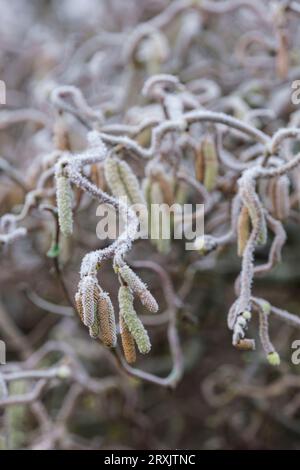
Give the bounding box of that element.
[54,148,160,363]
[104,154,178,253]
[52,84,297,369]
[75,275,117,347]
[103,156,159,362]
[73,264,158,363]
[116,264,158,362]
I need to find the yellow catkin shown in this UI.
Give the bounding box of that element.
[202,135,219,192]
[90,163,106,191]
[118,286,151,354]
[98,292,117,347]
[118,159,146,206]
[149,180,171,254]
[276,30,288,80]
[53,113,71,151]
[104,156,145,206]
[194,143,205,183]
[6,381,27,449]
[268,177,277,217]
[237,205,250,257]
[151,168,175,206]
[120,316,136,364]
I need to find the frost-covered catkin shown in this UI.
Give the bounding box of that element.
[118,159,146,206]
[104,157,123,198]
[80,276,99,327]
[55,165,73,237]
[98,292,117,347]
[76,278,117,347]
[150,166,175,206]
[118,264,158,313]
[118,286,151,354]
[270,175,290,221]
[89,316,100,339]
[143,177,171,254]
[75,292,84,322]
[120,316,136,364]
[104,156,145,206]
[237,205,250,257]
